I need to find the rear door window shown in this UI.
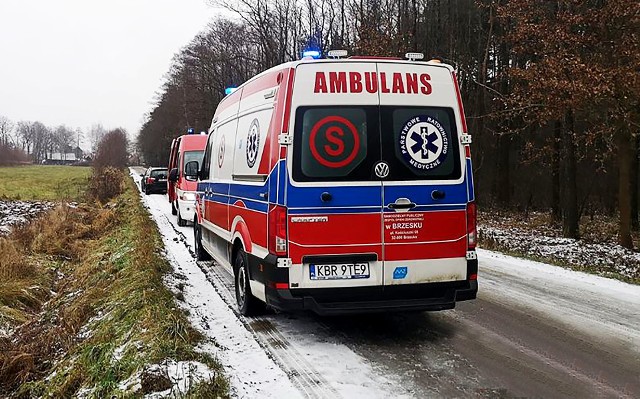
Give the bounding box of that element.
[150,169,167,179]
[380,106,461,180]
[292,106,379,182]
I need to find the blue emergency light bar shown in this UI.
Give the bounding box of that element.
[225,87,237,95]
[302,50,321,59]
[187,127,195,134]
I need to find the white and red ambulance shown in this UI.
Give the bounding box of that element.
[189,52,478,315]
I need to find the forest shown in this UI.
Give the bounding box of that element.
[135,0,639,248]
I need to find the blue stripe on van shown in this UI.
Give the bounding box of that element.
[466,158,475,202]
[382,182,468,205]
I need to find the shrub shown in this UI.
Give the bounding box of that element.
[92,129,128,170]
[89,167,124,203]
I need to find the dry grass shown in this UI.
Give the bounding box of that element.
[0,174,228,398]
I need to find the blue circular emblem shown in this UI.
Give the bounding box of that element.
[399,115,449,170]
[246,119,260,168]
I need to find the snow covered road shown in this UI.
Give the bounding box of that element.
[131,168,640,398]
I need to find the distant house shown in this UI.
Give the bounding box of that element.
[43,153,76,165]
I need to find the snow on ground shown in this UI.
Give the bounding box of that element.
[129,168,411,398]
[118,360,216,398]
[130,169,302,398]
[478,248,640,351]
[478,212,640,281]
[0,199,55,235]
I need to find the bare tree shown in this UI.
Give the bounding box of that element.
[53,125,75,160]
[89,123,107,152]
[0,116,14,147]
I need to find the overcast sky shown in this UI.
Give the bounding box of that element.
[0,0,226,146]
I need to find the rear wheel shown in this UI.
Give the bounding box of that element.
[234,248,264,316]
[194,222,211,261]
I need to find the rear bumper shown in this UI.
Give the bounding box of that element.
[147,183,167,193]
[265,279,477,316]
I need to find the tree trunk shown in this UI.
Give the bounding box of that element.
[631,134,639,231]
[552,120,562,222]
[494,133,511,206]
[617,127,634,248]
[562,110,579,238]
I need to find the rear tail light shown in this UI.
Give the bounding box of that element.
[146,177,155,184]
[268,204,288,256]
[467,201,477,250]
[274,283,289,290]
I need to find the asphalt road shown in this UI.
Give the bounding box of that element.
[198,250,639,398]
[133,167,639,398]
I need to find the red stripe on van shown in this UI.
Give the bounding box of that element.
[214,87,243,115]
[258,68,295,174]
[241,69,282,98]
[207,200,229,231]
[230,206,268,248]
[383,210,466,244]
[288,212,382,264]
[452,71,468,133]
[289,243,383,266]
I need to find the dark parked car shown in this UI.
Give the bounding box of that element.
[140,167,168,195]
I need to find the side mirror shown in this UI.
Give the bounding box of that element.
[184,161,199,180]
[168,168,179,182]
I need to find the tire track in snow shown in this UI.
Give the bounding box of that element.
[133,170,408,399]
[198,259,340,399]
[163,212,340,398]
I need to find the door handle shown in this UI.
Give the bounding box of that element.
[387,202,416,210]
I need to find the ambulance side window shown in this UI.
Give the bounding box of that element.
[200,131,214,180]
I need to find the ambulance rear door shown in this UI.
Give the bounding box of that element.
[376,62,468,286]
[286,61,384,290]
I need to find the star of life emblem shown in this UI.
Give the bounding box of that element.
[218,135,225,168]
[246,119,260,168]
[399,115,449,170]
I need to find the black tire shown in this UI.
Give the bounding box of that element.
[177,207,186,227]
[171,201,177,215]
[234,248,265,316]
[194,222,211,261]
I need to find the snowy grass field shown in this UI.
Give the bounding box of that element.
[479,211,640,284]
[0,165,90,201]
[0,168,229,397]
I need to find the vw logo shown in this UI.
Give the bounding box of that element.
[374,161,390,179]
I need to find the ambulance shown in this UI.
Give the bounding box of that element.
[189,51,478,315]
[167,132,207,226]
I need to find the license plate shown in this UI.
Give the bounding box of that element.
[309,263,370,280]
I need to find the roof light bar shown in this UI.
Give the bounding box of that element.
[225,87,237,95]
[405,52,424,61]
[302,50,321,59]
[327,49,348,59]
